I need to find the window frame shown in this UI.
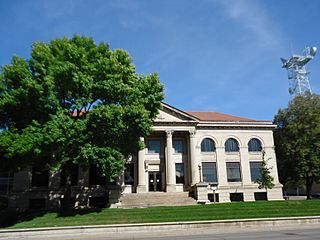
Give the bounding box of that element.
[31,166,49,187]
[250,161,262,182]
[60,164,79,187]
[248,138,263,152]
[175,163,185,184]
[89,164,106,186]
[226,162,242,182]
[147,139,161,154]
[173,139,185,154]
[0,172,14,193]
[201,138,216,153]
[202,162,218,183]
[124,163,134,185]
[225,138,239,152]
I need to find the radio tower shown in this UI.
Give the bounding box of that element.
[281,46,317,96]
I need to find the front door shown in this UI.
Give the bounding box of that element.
[148,172,162,191]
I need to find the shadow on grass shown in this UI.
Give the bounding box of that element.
[0,207,103,229]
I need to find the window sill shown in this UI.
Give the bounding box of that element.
[227,181,242,184]
[249,151,262,155]
[146,153,164,158]
[225,152,239,155]
[206,181,218,185]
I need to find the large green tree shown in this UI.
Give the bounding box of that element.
[0,36,163,203]
[274,93,320,199]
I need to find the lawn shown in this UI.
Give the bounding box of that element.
[1,200,320,229]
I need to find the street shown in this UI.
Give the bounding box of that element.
[3,224,320,240]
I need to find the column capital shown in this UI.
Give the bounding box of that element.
[166,130,174,137]
[189,130,196,138]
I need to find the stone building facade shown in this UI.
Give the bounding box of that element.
[3,103,283,210]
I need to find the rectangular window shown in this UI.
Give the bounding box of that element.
[208,193,219,203]
[89,196,108,208]
[230,193,244,202]
[29,198,46,210]
[254,192,267,201]
[148,140,161,153]
[173,140,184,153]
[60,164,79,187]
[0,172,14,193]
[175,163,185,184]
[31,166,49,187]
[250,162,262,182]
[226,162,241,182]
[202,162,217,183]
[60,197,75,209]
[89,165,106,186]
[124,164,134,185]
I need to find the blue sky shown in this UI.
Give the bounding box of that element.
[0,0,319,120]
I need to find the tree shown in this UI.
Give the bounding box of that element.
[0,35,164,208]
[255,150,274,192]
[274,93,320,199]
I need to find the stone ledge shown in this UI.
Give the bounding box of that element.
[1,216,320,237]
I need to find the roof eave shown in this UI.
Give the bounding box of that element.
[197,121,276,128]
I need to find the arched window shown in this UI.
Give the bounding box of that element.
[201,138,215,152]
[248,138,262,152]
[225,138,239,152]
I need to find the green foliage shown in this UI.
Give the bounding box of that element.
[255,150,274,191]
[0,35,164,179]
[274,93,320,198]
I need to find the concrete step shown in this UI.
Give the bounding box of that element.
[119,192,197,208]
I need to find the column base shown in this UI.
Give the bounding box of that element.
[195,182,209,203]
[166,184,176,192]
[136,185,146,193]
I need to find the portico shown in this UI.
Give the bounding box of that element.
[136,128,200,193]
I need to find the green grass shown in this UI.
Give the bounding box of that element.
[1,200,320,229]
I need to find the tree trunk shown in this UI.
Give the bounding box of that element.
[62,163,73,211]
[306,176,314,200]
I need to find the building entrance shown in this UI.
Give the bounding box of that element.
[148,171,162,191]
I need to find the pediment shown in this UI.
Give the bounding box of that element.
[155,103,198,123]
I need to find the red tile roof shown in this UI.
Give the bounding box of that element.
[186,111,257,122]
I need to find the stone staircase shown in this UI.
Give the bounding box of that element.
[119,192,197,208]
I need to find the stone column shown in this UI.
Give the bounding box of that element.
[166,130,176,192]
[133,156,138,190]
[137,137,146,193]
[215,146,231,202]
[239,146,255,201]
[189,130,199,186]
[265,146,280,183]
[264,145,283,200]
[239,147,251,185]
[216,147,228,186]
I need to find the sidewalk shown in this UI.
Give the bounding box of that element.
[1,216,320,239]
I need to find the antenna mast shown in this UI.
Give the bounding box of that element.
[281,46,317,96]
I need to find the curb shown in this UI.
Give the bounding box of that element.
[1,216,320,237]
